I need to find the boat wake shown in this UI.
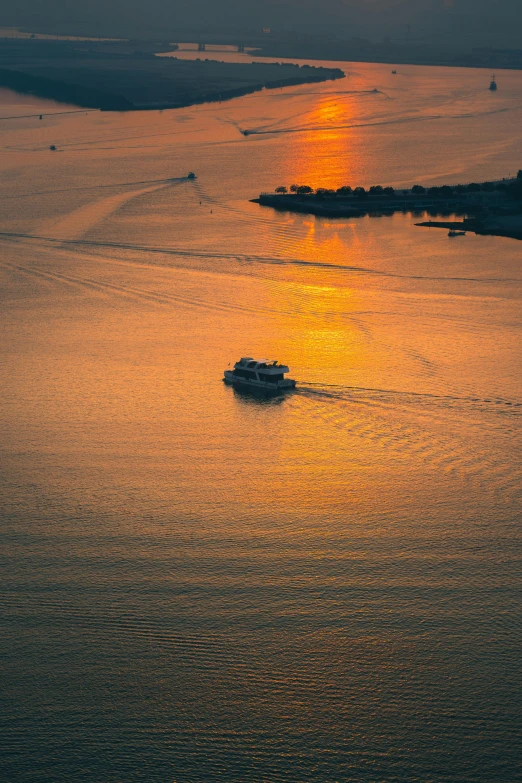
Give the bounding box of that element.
[239,106,511,138]
[0,176,188,201]
[292,382,522,501]
[1,231,520,287]
[297,381,522,416]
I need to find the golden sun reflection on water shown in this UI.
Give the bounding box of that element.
[262,272,381,385]
[284,94,361,189]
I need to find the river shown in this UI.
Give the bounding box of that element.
[1,53,521,782]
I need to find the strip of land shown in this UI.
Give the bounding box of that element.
[253,178,522,241]
[0,39,344,111]
[415,218,522,241]
[252,38,522,73]
[7,22,522,73]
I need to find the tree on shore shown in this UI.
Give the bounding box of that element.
[428,185,454,196]
[273,176,514,200]
[506,179,522,200]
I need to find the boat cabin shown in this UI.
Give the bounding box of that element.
[232,357,289,384]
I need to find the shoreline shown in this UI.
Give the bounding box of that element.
[250,43,522,73]
[416,220,522,241]
[253,184,522,241]
[4,25,522,72]
[0,40,344,112]
[253,51,522,73]
[0,67,345,112]
[253,192,474,218]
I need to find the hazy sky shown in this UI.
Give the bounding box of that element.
[2,0,522,47]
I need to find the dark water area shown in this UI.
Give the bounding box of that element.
[1,59,521,782]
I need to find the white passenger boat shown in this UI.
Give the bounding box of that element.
[224,357,296,393]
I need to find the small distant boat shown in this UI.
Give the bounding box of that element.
[489,74,497,91]
[49,144,56,151]
[391,70,397,74]
[448,230,466,237]
[224,357,296,394]
[187,172,197,179]
[242,130,250,136]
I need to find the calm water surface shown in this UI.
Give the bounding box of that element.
[1,58,521,782]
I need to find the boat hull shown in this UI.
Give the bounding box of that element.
[224,371,296,394]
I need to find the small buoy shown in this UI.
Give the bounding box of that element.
[39,114,43,120]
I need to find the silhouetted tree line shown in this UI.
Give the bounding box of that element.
[274,174,522,200]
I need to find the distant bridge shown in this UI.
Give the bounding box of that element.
[197,43,246,52]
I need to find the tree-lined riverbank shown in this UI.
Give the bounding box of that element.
[0,38,344,111]
[253,175,522,239]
